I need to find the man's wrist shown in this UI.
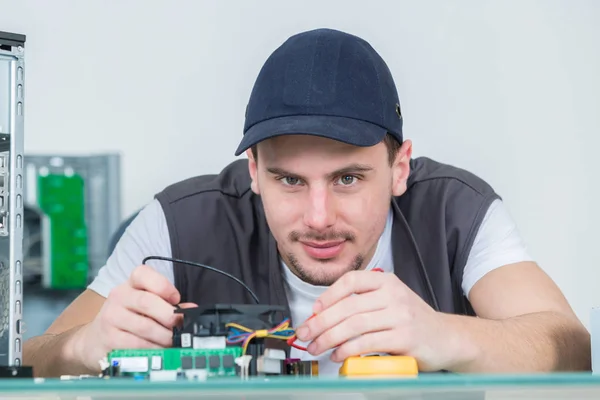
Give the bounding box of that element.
[61,324,90,372]
[434,312,483,372]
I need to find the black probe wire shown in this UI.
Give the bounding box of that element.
[142,256,261,304]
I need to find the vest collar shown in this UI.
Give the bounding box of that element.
[267,230,293,319]
[390,198,440,311]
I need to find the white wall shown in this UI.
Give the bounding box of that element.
[1,0,599,326]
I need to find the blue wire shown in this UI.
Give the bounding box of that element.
[225,319,296,344]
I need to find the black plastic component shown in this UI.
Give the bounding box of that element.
[0,366,33,378]
[285,359,316,376]
[247,338,265,376]
[181,356,193,370]
[208,355,220,369]
[222,354,234,368]
[285,358,300,375]
[109,363,121,377]
[172,304,288,347]
[194,356,206,369]
[0,31,26,48]
[0,134,10,152]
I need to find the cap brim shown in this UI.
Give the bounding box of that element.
[235,115,388,156]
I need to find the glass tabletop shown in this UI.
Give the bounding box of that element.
[1,372,600,399]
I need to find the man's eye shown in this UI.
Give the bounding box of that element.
[338,175,356,185]
[282,176,301,186]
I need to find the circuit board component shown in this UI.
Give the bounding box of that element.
[106,347,242,379]
[102,303,325,381]
[285,358,319,376]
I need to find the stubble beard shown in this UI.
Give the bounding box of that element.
[287,252,365,286]
[284,229,364,286]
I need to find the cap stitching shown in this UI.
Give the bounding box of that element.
[358,41,385,125]
[305,34,319,114]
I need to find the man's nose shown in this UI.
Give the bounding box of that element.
[303,186,336,231]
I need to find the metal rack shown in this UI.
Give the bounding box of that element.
[0,30,26,368]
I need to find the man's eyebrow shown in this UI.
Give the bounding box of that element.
[266,167,296,177]
[327,164,373,179]
[266,164,373,179]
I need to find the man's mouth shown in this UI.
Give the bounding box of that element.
[300,240,345,259]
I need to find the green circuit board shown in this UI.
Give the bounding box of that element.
[37,173,88,289]
[107,347,242,377]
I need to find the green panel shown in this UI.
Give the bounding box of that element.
[37,173,88,288]
[108,347,242,377]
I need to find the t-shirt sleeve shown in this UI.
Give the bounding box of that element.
[87,198,174,298]
[462,199,534,299]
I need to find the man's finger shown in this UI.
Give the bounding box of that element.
[330,329,401,363]
[314,270,388,313]
[307,309,393,356]
[297,290,387,341]
[123,289,180,328]
[129,264,181,305]
[173,302,199,328]
[113,307,174,347]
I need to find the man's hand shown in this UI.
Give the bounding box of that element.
[70,265,195,372]
[295,270,459,371]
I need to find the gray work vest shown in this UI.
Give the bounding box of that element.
[155,157,500,324]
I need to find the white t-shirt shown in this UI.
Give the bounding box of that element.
[88,198,533,376]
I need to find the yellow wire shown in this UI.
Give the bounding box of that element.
[276,321,291,329]
[225,322,253,332]
[242,332,257,355]
[268,334,294,339]
[228,320,298,354]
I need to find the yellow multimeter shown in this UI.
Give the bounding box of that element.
[339,355,419,377]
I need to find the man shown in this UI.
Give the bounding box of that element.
[24,28,590,377]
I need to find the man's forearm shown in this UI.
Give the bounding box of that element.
[442,311,591,373]
[23,324,96,378]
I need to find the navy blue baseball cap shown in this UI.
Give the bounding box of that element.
[235,28,403,156]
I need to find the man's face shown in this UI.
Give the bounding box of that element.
[247,135,411,286]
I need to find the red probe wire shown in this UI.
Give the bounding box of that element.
[288,268,385,351]
[287,314,315,351]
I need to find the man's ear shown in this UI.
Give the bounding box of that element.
[391,139,412,197]
[246,148,260,195]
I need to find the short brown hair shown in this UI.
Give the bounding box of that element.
[251,133,402,166]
